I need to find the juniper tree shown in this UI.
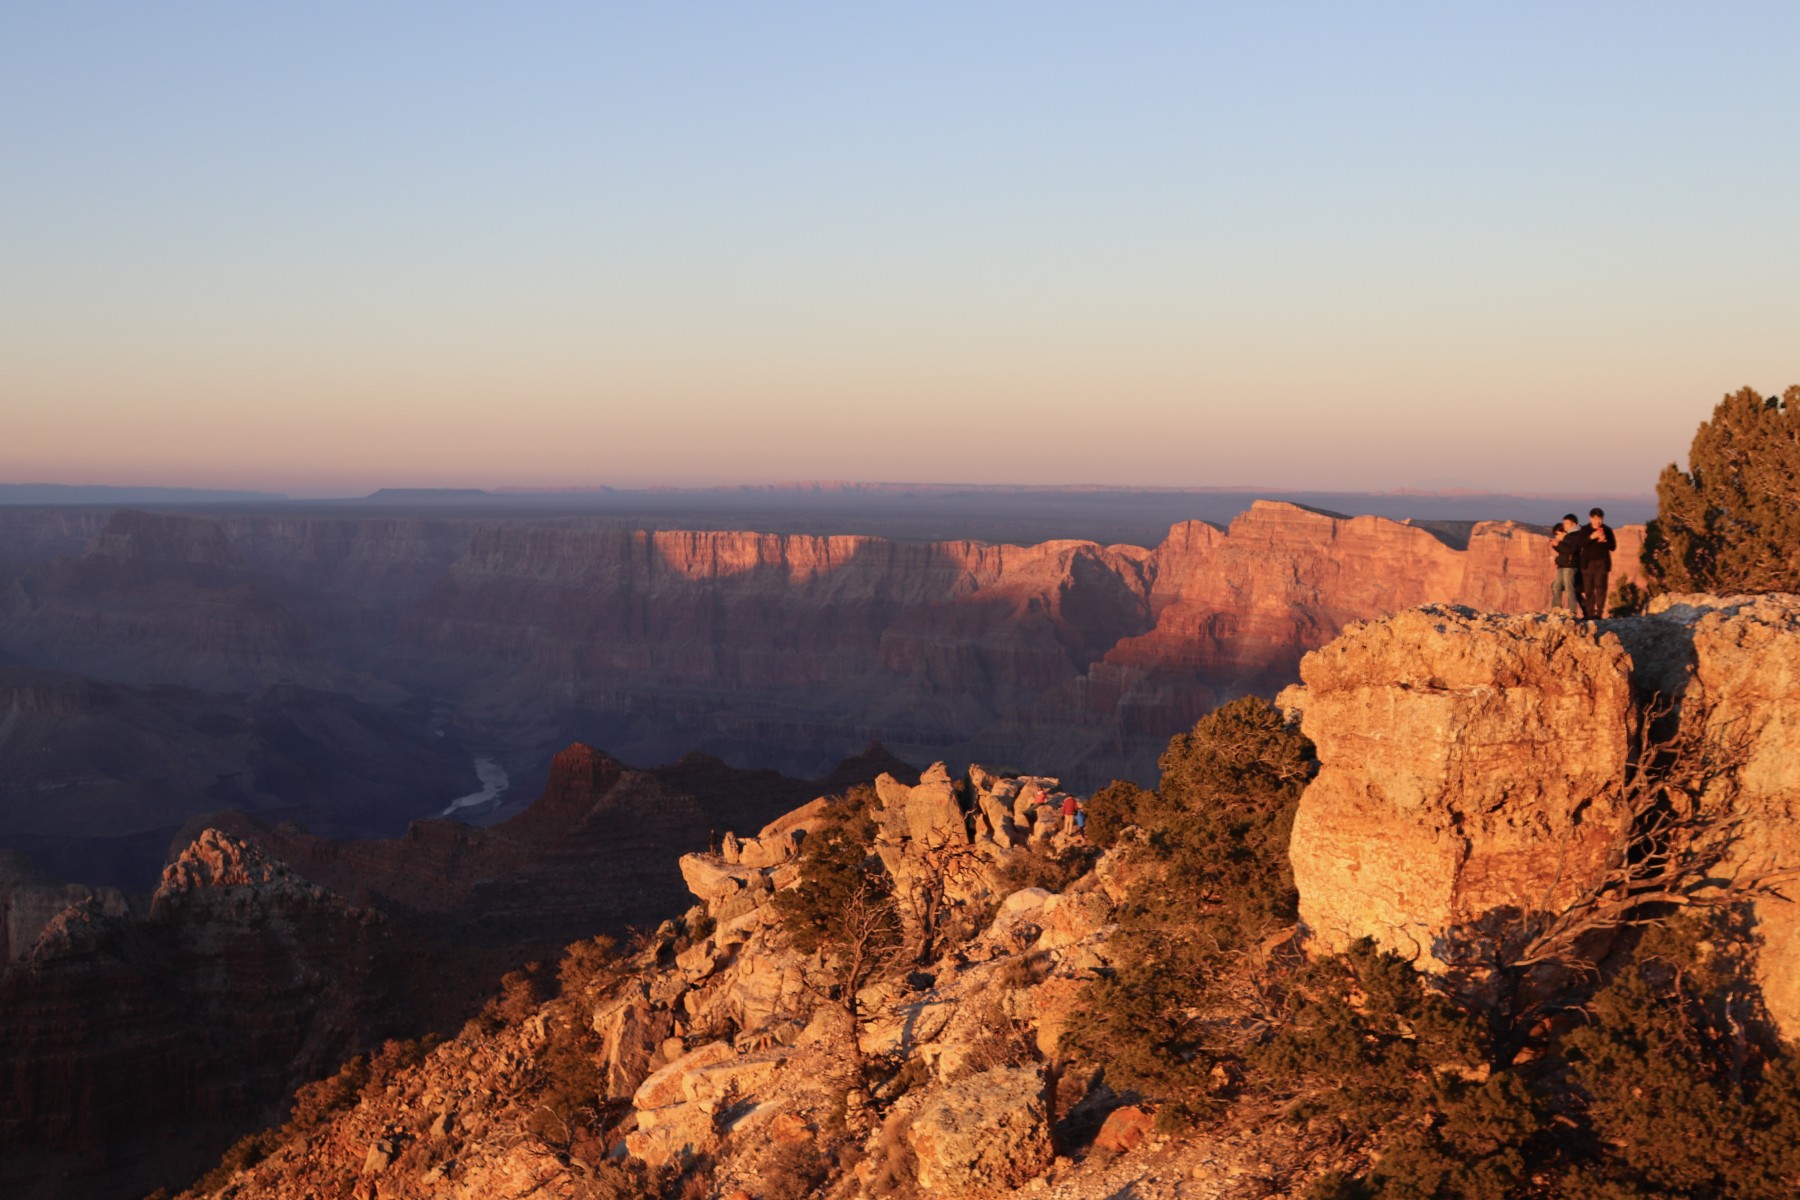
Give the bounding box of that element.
[1643,385,1800,595]
[1062,698,1314,1124]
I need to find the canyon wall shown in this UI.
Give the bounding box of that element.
[0,502,1646,880]
[0,832,398,1200]
[392,501,1646,785]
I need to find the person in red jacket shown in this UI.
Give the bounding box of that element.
[1579,507,1617,619]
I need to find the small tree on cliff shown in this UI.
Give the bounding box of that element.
[1643,384,1800,595]
[1063,697,1315,1124]
[773,786,904,1079]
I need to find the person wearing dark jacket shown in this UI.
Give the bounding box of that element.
[1550,513,1584,612]
[1578,507,1617,619]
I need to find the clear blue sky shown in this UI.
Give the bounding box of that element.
[3,3,1795,495]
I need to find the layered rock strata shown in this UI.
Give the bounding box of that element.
[0,502,1648,835]
[397,502,1646,784]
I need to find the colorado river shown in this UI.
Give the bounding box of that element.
[441,756,509,816]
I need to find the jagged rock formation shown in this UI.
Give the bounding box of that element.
[1289,593,1800,1035]
[0,852,131,962]
[0,744,905,1200]
[0,832,393,1200]
[176,763,1126,1200]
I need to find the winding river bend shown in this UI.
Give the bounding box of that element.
[441,756,509,817]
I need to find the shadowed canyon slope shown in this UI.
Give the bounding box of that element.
[0,743,907,1200]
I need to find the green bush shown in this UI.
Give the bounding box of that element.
[1561,917,1800,1200]
[772,784,890,955]
[559,934,623,1000]
[190,1128,278,1194]
[1280,915,1800,1200]
[1062,697,1314,1124]
[998,841,1100,894]
[1082,779,1151,849]
[1644,384,1800,595]
[1252,942,1538,1200]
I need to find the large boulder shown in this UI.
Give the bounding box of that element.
[592,986,674,1098]
[1289,596,1800,1035]
[905,1065,1053,1198]
[875,764,968,849]
[1290,607,1637,971]
[1642,594,1800,1032]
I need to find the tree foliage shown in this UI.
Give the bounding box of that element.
[1644,385,1800,595]
[1561,917,1800,1200]
[1254,942,1540,1200]
[1063,697,1314,1123]
[1273,915,1800,1200]
[771,784,903,1075]
[772,784,893,956]
[1082,778,1151,849]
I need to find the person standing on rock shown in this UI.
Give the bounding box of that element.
[1060,792,1080,838]
[1550,514,1585,613]
[1578,507,1617,619]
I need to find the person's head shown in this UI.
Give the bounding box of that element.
[1562,513,1579,530]
[1589,507,1605,526]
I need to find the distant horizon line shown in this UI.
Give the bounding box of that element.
[0,479,1659,504]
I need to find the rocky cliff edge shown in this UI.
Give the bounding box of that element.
[1290,592,1800,1035]
[172,592,1799,1200]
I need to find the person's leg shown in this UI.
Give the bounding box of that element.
[1550,571,1565,610]
[1583,567,1609,618]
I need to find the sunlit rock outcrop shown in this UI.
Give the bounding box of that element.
[1288,593,1800,1034]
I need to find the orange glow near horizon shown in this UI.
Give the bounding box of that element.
[3,6,1795,498]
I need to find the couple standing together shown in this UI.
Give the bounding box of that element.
[1550,508,1617,619]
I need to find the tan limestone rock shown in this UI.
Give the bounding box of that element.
[905,1065,1053,1198]
[1031,889,1114,952]
[877,764,969,849]
[757,795,831,841]
[633,1040,735,1112]
[1291,606,1637,970]
[1643,593,1800,1034]
[1289,596,1800,1041]
[678,853,752,914]
[595,991,674,1098]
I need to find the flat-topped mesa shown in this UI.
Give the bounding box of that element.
[1288,593,1800,1035]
